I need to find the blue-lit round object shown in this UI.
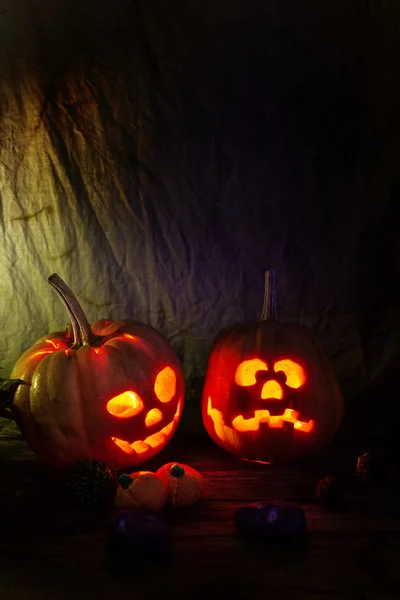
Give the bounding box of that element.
[235,501,307,537]
[109,509,171,555]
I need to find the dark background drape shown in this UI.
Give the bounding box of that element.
[1,0,399,439]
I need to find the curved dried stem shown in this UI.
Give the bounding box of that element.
[48,274,94,346]
[259,269,277,321]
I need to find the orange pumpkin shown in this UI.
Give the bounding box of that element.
[201,270,343,464]
[10,274,184,469]
[156,462,205,507]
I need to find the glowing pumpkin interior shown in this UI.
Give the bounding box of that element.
[208,357,314,434]
[28,337,183,459]
[106,391,144,418]
[107,366,182,455]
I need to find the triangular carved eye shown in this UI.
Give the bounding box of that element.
[235,359,268,386]
[274,359,306,389]
[154,366,177,402]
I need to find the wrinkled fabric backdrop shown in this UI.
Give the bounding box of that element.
[1,0,399,439]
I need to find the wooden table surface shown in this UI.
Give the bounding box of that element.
[0,435,399,600]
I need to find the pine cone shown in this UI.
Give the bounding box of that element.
[315,475,341,507]
[65,458,118,508]
[355,451,390,485]
[356,452,372,483]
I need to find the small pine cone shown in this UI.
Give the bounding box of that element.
[355,451,389,485]
[65,458,118,508]
[315,476,341,507]
[356,452,372,483]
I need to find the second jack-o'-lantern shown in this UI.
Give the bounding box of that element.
[10,274,184,469]
[201,270,343,464]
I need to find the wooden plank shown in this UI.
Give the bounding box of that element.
[0,436,400,600]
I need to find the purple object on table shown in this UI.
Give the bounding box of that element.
[234,501,307,537]
[109,509,171,555]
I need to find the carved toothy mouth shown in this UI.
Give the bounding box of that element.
[111,398,183,455]
[207,396,314,437]
[232,409,314,432]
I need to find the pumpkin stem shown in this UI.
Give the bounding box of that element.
[48,274,94,347]
[118,474,133,490]
[170,464,185,478]
[259,269,277,321]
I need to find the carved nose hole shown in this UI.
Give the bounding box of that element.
[261,380,284,400]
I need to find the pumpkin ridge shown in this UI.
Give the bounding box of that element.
[306,333,344,433]
[49,352,91,462]
[74,348,98,454]
[27,353,79,464]
[104,334,156,360]
[107,341,150,390]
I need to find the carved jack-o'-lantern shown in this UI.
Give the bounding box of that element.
[10,274,184,469]
[201,271,343,464]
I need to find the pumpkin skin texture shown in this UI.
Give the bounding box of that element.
[156,462,205,507]
[10,275,185,470]
[201,271,343,465]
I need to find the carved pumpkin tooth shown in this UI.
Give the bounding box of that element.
[145,434,165,448]
[112,437,135,455]
[130,440,149,454]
